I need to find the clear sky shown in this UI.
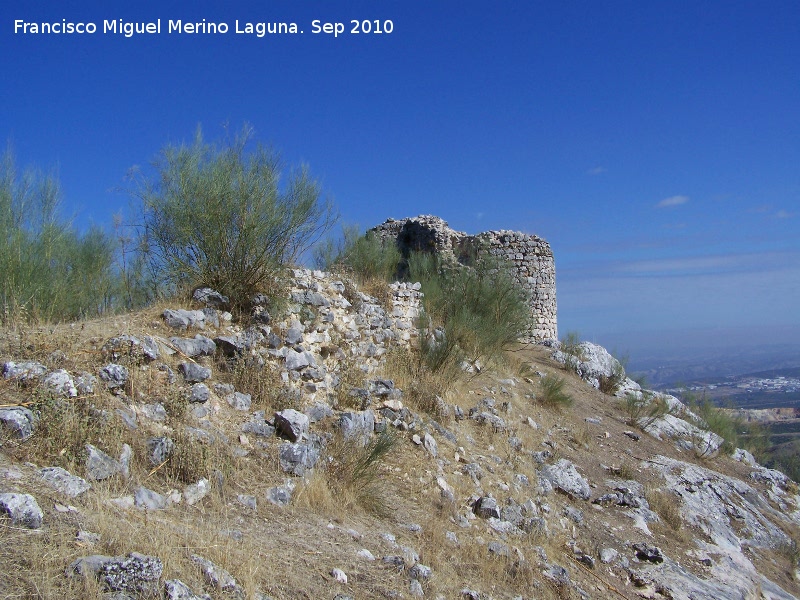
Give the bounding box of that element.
[2,1,798,357]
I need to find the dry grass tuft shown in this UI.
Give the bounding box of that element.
[380,347,455,419]
[227,358,292,413]
[331,354,368,410]
[297,429,397,518]
[645,485,683,531]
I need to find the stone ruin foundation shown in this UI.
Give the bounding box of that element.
[369,215,557,343]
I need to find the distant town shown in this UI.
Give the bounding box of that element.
[661,368,800,411]
[667,375,800,396]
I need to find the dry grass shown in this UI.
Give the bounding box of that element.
[380,347,456,419]
[413,515,565,600]
[330,354,369,410]
[225,357,293,414]
[5,301,800,599]
[645,484,683,532]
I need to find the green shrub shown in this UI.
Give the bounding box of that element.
[316,225,401,283]
[598,363,626,395]
[0,149,124,323]
[688,395,742,455]
[132,125,336,310]
[559,331,586,372]
[623,391,671,430]
[408,252,533,370]
[538,374,573,408]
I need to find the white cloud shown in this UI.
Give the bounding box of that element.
[656,195,689,208]
[775,209,794,219]
[586,166,606,176]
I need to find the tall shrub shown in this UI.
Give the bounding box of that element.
[0,149,120,322]
[133,126,336,308]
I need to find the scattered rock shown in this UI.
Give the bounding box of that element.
[40,466,91,497]
[3,360,47,381]
[0,406,36,440]
[339,410,374,445]
[178,362,211,383]
[225,392,252,411]
[99,364,128,390]
[69,553,163,595]
[191,554,242,594]
[633,543,664,563]
[0,493,43,528]
[330,567,348,584]
[192,287,229,309]
[409,563,432,580]
[473,496,501,519]
[274,409,309,442]
[279,440,321,476]
[600,548,618,564]
[184,479,211,506]
[170,335,216,357]
[164,578,211,600]
[189,383,210,403]
[147,437,174,465]
[42,369,77,397]
[134,486,169,510]
[539,459,591,500]
[86,444,123,481]
[266,481,295,506]
[423,432,438,457]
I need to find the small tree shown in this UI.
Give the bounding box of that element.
[133,126,336,309]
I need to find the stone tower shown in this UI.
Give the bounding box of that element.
[369,215,557,342]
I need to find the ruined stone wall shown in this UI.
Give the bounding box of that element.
[369,216,558,342]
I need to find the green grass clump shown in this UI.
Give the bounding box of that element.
[538,374,573,408]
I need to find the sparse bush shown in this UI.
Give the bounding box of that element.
[133,125,336,310]
[688,395,742,455]
[6,390,126,472]
[158,428,234,485]
[300,429,397,517]
[0,148,125,323]
[623,391,671,430]
[677,389,745,455]
[408,251,533,371]
[559,331,585,372]
[598,363,626,395]
[317,225,401,283]
[778,538,800,572]
[537,374,573,408]
[227,356,291,412]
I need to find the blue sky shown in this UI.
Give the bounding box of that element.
[2,1,798,357]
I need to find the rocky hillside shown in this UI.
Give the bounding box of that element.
[1,269,798,599]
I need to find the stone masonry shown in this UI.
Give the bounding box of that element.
[369,215,557,342]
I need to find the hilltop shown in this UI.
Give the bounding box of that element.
[1,267,798,600]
